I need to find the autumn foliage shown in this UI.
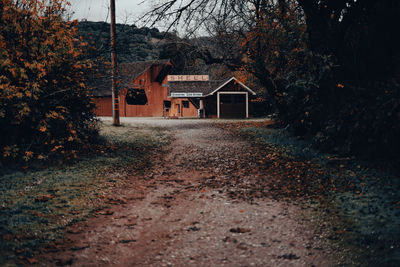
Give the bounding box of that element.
[273,1,400,157]
[234,0,400,158]
[0,0,97,163]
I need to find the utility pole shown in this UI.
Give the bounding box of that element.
[110,0,120,126]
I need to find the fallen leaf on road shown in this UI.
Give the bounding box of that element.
[70,245,90,251]
[97,210,114,215]
[106,198,127,205]
[67,228,83,234]
[229,227,251,233]
[35,194,55,202]
[27,258,39,264]
[187,226,200,231]
[222,236,238,243]
[237,243,248,250]
[278,253,300,260]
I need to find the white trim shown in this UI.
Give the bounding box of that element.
[217,92,220,118]
[218,92,249,94]
[217,91,249,118]
[207,77,256,96]
[246,92,249,118]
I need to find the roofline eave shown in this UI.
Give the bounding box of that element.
[207,77,257,96]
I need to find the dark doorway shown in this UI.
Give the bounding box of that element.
[220,94,246,118]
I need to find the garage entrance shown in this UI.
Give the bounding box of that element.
[217,92,248,118]
[168,76,256,118]
[219,94,246,118]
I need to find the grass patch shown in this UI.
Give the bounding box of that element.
[238,123,400,266]
[240,126,326,161]
[0,121,170,265]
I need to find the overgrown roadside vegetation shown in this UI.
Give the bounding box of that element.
[145,0,400,159]
[0,121,170,266]
[0,0,100,164]
[223,120,400,266]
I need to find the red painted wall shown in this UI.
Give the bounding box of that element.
[93,97,112,116]
[92,66,198,117]
[120,70,167,117]
[168,98,198,117]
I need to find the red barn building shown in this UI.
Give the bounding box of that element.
[91,60,199,117]
[91,60,256,118]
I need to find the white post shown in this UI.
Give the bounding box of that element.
[246,92,249,118]
[217,92,220,118]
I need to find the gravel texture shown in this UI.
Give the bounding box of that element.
[38,118,332,266]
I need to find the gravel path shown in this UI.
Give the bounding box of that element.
[39,118,332,266]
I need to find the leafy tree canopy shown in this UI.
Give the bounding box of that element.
[144,0,400,158]
[0,0,97,164]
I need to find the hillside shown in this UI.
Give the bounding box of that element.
[78,21,166,63]
[77,21,232,79]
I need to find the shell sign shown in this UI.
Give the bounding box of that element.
[167,75,209,82]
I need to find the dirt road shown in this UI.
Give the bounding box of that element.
[39,119,333,266]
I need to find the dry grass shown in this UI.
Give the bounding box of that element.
[0,121,170,265]
[238,124,400,266]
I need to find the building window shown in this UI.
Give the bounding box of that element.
[126,88,148,105]
[220,94,232,103]
[182,100,189,108]
[164,100,171,109]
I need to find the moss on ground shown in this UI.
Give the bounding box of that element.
[239,125,400,266]
[0,121,170,265]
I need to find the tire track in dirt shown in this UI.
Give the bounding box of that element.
[38,120,333,266]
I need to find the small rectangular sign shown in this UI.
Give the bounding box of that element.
[170,92,203,97]
[167,75,209,82]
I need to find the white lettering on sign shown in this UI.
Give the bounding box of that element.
[170,92,203,97]
[167,75,209,82]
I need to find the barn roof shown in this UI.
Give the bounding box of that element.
[89,59,172,97]
[168,77,256,97]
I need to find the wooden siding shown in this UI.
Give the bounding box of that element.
[119,71,167,117]
[92,73,255,118]
[93,66,198,117]
[168,98,198,117]
[93,97,112,116]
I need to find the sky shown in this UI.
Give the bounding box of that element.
[68,0,152,25]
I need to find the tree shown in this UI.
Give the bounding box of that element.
[145,0,400,157]
[0,0,97,163]
[144,0,400,82]
[147,0,308,104]
[145,0,399,78]
[297,0,400,80]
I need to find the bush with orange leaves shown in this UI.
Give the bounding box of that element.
[0,0,98,164]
